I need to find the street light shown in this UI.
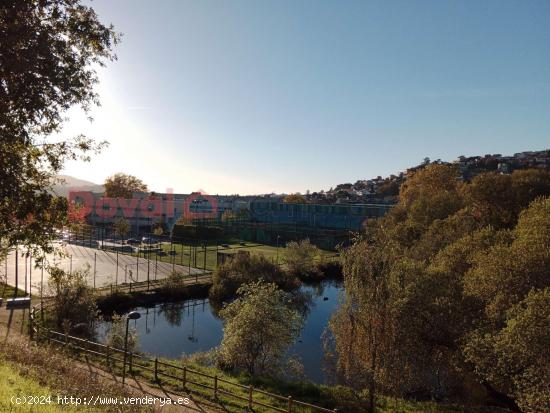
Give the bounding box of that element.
[122,311,141,384]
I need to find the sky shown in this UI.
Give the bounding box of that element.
[60,0,550,195]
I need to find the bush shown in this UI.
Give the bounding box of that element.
[105,314,138,352]
[47,266,98,335]
[218,282,303,375]
[285,239,320,277]
[209,253,297,302]
[159,271,186,295]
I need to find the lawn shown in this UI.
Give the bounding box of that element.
[130,241,337,272]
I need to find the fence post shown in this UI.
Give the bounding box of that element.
[287,396,293,413]
[154,357,158,382]
[248,385,253,410]
[28,307,34,340]
[105,346,110,368]
[214,375,218,400]
[182,366,187,388]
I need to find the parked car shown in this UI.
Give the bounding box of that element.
[142,237,157,244]
[126,238,141,245]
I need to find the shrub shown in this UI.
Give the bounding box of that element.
[285,239,320,277]
[47,266,98,335]
[105,313,138,352]
[218,282,303,375]
[209,253,297,302]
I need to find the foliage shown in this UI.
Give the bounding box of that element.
[104,173,148,198]
[114,218,131,238]
[283,193,307,203]
[0,330,151,412]
[218,282,303,375]
[0,0,117,258]
[152,220,166,236]
[209,252,296,302]
[105,313,138,352]
[463,288,550,413]
[47,266,98,334]
[330,164,550,412]
[159,271,186,295]
[284,238,320,276]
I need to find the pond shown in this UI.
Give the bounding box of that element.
[97,280,343,383]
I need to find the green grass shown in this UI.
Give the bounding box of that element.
[0,359,82,412]
[1,283,29,299]
[145,241,337,272]
[63,345,466,413]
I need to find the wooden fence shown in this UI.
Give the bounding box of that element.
[29,308,337,413]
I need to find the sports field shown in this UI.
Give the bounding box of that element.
[139,241,336,271]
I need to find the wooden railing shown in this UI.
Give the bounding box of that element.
[29,309,337,413]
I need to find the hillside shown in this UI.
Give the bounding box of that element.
[53,174,104,197]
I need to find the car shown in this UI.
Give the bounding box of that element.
[126,238,141,245]
[142,237,157,244]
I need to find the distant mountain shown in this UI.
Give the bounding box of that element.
[53,174,104,197]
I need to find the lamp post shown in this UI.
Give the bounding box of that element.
[122,311,141,384]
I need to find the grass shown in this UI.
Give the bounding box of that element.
[1,283,29,299]
[59,343,469,413]
[147,241,337,272]
[0,328,152,413]
[0,359,82,413]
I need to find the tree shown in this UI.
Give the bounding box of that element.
[218,282,302,375]
[331,167,550,410]
[104,173,148,198]
[0,0,117,258]
[285,239,320,276]
[464,289,550,413]
[329,237,402,413]
[283,193,306,203]
[114,218,131,239]
[48,266,98,334]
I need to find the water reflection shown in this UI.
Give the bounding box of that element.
[98,281,342,382]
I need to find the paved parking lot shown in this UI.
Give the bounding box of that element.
[2,243,208,295]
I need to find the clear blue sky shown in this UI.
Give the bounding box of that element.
[62,0,550,194]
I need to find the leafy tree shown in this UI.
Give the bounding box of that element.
[104,173,148,198]
[218,282,302,375]
[329,237,402,413]
[464,289,550,413]
[285,239,320,276]
[283,193,306,203]
[0,0,117,258]
[332,165,550,411]
[106,314,138,352]
[114,218,131,239]
[47,266,98,334]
